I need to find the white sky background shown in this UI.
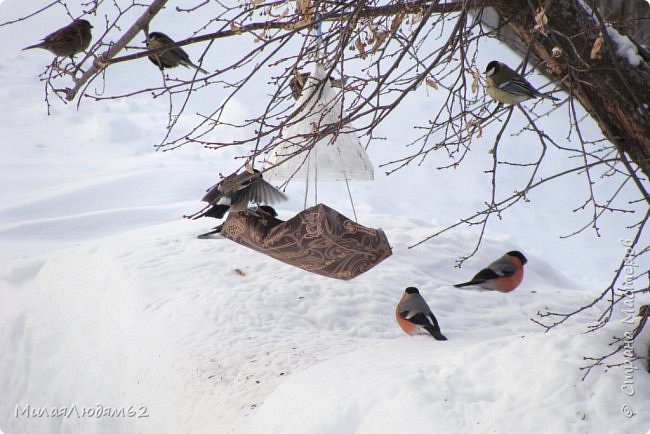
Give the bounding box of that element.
[0,0,648,289]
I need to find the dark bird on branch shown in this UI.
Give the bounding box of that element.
[145,31,208,74]
[23,19,93,58]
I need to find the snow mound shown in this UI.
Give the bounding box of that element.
[2,216,649,434]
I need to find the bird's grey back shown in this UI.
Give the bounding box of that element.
[487,254,516,276]
[398,293,432,316]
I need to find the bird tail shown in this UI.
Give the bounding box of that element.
[189,62,209,74]
[453,280,483,288]
[197,224,224,239]
[23,43,43,51]
[203,204,231,219]
[424,326,447,341]
[541,92,559,101]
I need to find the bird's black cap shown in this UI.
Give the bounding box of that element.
[507,250,528,265]
[485,60,500,74]
[405,287,419,294]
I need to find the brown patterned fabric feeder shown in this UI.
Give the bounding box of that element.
[220,203,392,280]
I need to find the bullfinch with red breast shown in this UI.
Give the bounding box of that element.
[395,287,447,340]
[454,251,528,293]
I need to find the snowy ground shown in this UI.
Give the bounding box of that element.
[1,1,650,434]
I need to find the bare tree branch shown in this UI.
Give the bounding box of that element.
[65,0,169,102]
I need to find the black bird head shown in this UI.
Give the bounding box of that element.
[485,60,500,76]
[507,251,528,265]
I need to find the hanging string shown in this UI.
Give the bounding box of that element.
[304,10,322,208]
[303,153,310,210]
[344,177,358,222]
[313,12,323,55]
[314,146,319,205]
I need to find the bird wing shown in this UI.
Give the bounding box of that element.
[24,21,87,52]
[43,22,75,44]
[148,32,192,67]
[171,46,192,64]
[398,294,432,320]
[201,185,222,204]
[231,177,288,206]
[487,254,517,277]
[498,76,541,99]
[202,204,231,219]
[399,311,434,327]
[399,309,446,340]
[201,172,243,204]
[454,267,500,287]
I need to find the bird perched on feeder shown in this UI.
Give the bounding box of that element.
[199,164,287,219]
[145,31,208,74]
[454,251,528,293]
[23,19,93,58]
[197,205,281,239]
[484,60,558,105]
[395,287,447,341]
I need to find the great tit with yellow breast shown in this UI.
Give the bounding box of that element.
[484,60,558,105]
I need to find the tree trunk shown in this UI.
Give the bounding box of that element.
[491,0,650,183]
[594,0,650,45]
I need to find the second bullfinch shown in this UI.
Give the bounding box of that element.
[454,250,528,293]
[395,287,447,340]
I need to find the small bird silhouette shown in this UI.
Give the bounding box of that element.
[289,70,345,100]
[454,251,528,293]
[23,19,93,58]
[395,287,447,340]
[200,165,287,218]
[484,60,558,105]
[145,31,208,74]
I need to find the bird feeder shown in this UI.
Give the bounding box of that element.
[220,203,391,280]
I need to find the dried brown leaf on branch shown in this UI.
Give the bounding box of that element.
[534,7,548,36]
[230,21,242,34]
[390,12,404,33]
[590,32,604,59]
[354,36,366,59]
[471,68,480,94]
[296,0,314,20]
[367,21,388,54]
